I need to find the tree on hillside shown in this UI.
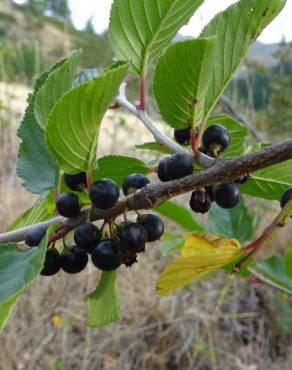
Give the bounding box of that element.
[46,0,71,22]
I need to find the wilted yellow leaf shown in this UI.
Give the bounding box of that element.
[156,233,243,296]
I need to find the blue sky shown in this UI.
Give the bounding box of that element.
[68,0,291,44]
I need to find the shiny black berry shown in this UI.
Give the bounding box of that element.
[25,225,46,247]
[174,125,191,146]
[91,239,123,271]
[189,190,211,214]
[119,222,148,251]
[214,182,240,209]
[202,124,230,154]
[64,172,87,191]
[56,192,80,218]
[41,248,62,276]
[122,173,150,195]
[280,188,292,211]
[157,157,171,182]
[74,223,101,254]
[137,214,164,242]
[61,246,88,274]
[166,153,193,180]
[89,178,119,209]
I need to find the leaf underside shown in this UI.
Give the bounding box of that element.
[46,61,130,173]
[109,0,204,75]
[200,0,286,117]
[153,38,214,129]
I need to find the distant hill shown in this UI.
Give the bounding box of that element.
[0,0,113,74]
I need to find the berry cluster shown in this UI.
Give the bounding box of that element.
[23,123,252,274]
[171,124,246,213]
[25,172,164,276]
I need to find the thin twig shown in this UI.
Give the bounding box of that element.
[116,82,215,168]
[248,267,292,295]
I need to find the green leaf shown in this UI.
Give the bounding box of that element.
[86,271,120,327]
[46,61,130,174]
[7,198,51,231]
[73,68,101,87]
[93,155,150,187]
[154,201,204,232]
[0,234,48,332]
[153,38,215,129]
[241,160,292,200]
[35,50,81,129]
[135,142,172,154]
[206,114,248,156]
[109,0,204,75]
[200,0,286,117]
[16,64,61,194]
[208,200,255,244]
[256,256,292,292]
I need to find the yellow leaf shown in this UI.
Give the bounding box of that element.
[156,233,243,296]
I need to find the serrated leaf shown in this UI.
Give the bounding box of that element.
[208,201,255,244]
[156,233,243,295]
[35,50,81,129]
[0,233,48,332]
[154,201,204,232]
[16,63,62,194]
[109,0,204,75]
[135,142,171,154]
[241,160,292,200]
[153,38,214,129]
[93,155,150,187]
[46,61,130,174]
[256,256,292,292]
[206,114,248,156]
[7,198,51,231]
[200,0,286,117]
[86,271,120,328]
[73,68,101,87]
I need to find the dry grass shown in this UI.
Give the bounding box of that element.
[0,84,291,370]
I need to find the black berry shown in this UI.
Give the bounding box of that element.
[64,172,87,191]
[122,173,150,195]
[189,190,211,214]
[157,157,171,182]
[89,178,119,209]
[174,125,191,146]
[61,246,88,274]
[166,153,193,180]
[41,248,62,276]
[25,225,46,247]
[74,223,101,254]
[202,124,231,155]
[137,214,164,242]
[91,239,123,271]
[119,222,148,251]
[214,182,240,209]
[56,192,80,218]
[280,187,292,210]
